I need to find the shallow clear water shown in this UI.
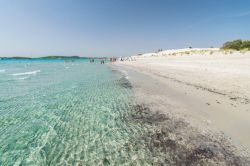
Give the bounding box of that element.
[0,61,165,165]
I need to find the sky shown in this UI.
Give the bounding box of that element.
[0,0,249,57]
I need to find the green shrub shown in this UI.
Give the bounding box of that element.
[221,40,250,50]
[240,40,250,50]
[221,40,242,50]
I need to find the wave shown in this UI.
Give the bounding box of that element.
[16,76,30,80]
[11,70,41,76]
[0,69,6,73]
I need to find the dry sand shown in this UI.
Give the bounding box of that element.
[112,50,250,165]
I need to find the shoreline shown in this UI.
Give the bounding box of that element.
[110,52,250,164]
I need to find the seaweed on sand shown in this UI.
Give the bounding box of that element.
[117,77,133,89]
[126,104,250,165]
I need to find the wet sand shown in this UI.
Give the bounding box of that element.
[111,51,250,165]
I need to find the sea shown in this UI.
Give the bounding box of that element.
[0,59,165,165]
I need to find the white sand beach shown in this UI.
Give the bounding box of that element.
[113,49,250,157]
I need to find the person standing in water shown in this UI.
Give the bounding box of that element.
[100,59,104,64]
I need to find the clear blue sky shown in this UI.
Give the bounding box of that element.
[0,0,249,57]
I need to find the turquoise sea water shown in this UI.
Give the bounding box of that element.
[0,61,164,165]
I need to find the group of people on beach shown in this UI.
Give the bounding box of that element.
[89,58,105,64]
[89,57,118,64]
[110,57,117,62]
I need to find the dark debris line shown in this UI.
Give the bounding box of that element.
[125,104,250,166]
[117,77,133,89]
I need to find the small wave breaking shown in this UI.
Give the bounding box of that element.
[11,70,41,76]
[16,76,30,80]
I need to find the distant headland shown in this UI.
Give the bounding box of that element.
[0,56,107,61]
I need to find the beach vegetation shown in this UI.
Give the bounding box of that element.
[221,40,250,51]
[240,48,249,54]
[240,40,250,50]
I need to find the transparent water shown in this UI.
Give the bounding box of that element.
[0,61,163,165]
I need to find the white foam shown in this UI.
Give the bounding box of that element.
[17,76,30,80]
[11,70,41,76]
[0,69,5,73]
